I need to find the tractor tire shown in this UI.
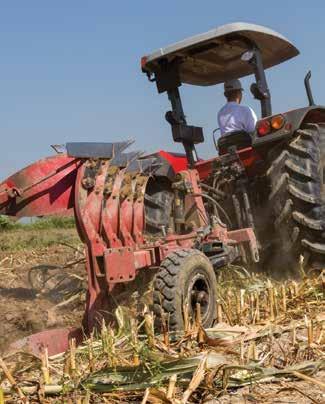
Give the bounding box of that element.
[144,177,174,236]
[267,123,325,274]
[153,249,217,331]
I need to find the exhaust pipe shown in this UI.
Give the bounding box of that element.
[304,70,315,106]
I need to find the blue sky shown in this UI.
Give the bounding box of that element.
[1,1,325,178]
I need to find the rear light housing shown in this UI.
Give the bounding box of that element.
[257,114,285,137]
[271,115,285,130]
[257,119,271,136]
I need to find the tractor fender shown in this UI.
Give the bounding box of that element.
[252,105,325,147]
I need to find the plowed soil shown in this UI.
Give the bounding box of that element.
[0,228,324,403]
[0,228,86,354]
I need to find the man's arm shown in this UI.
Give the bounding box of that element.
[245,107,258,133]
[217,109,225,135]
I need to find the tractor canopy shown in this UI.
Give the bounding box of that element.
[142,22,299,86]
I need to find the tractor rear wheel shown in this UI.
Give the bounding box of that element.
[153,249,217,331]
[267,123,325,274]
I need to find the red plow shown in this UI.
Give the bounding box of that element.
[0,141,258,356]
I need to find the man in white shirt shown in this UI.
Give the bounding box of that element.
[218,79,257,136]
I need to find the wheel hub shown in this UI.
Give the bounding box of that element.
[188,273,212,323]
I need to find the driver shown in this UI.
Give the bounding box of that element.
[218,79,257,135]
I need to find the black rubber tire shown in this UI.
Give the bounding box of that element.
[267,123,325,273]
[153,249,217,331]
[144,177,174,236]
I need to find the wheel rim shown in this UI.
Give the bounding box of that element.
[187,272,212,325]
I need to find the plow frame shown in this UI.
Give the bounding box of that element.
[0,146,259,356]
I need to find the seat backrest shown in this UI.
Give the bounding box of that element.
[217,130,252,155]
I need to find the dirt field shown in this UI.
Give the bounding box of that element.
[0,228,86,354]
[0,228,324,403]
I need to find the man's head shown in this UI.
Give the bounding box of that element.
[224,79,243,103]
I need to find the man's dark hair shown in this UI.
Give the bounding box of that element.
[224,89,242,101]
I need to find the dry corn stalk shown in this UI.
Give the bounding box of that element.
[144,311,155,348]
[267,281,275,321]
[183,302,190,334]
[88,334,94,372]
[1,268,324,401]
[167,374,177,400]
[130,317,140,365]
[141,388,150,404]
[69,338,76,374]
[0,357,25,400]
[291,370,325,390]
[181,354,207,403]
[195,302,202,328]
[41,347,51,384]
[306,317,314,346]
[197,325,206,345]
[255,292,260,323]
[161,312,170,347]
[292,324,297,345]
[281,284,287,313]
[226,289,233,324]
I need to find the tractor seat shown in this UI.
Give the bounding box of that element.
[217,130,252,155]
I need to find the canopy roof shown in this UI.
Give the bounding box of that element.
[142,22,299,86]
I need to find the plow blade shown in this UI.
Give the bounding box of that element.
[9,328,83,357]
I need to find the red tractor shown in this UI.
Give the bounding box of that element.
[142,22,325,273]
[0,23,323,356]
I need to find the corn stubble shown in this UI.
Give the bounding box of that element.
[0,267,324,403]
